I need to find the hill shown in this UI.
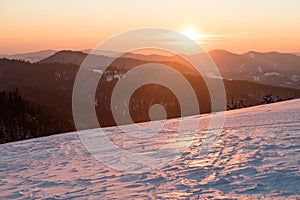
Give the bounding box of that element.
[0,57,300,142]
[0,89,72,144]
[2,49,300,90]
[207,50,300,89]
[39,50,88,65]
[39,49,300,89]
[0,50,56,62]
[0,99,299,198]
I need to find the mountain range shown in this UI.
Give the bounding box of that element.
[1,48,299,90]
[35,49,300,89]
[0,50,56,63]
[0,49,299,143]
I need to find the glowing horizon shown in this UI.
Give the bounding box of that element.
[1,0,300,54]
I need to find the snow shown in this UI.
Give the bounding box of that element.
[252,75,260,81]
[1,99,300,199]
[290,75,300,82]
[264,72,281,76]
[92,69,103,74]
[258,66,262,73]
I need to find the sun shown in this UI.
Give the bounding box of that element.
[180,29,203,41]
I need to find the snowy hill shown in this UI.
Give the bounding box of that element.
[0,99,300,199]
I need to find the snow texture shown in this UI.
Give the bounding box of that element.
[0,99,300,199]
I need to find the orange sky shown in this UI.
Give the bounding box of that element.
[1,0,300,54]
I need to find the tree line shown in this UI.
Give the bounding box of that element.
[0,89,72,144]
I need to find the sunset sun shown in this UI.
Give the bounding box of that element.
[180,28,203,41]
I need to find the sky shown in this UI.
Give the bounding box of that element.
[1,0,300,54]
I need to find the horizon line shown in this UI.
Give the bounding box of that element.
[1,48,300,56]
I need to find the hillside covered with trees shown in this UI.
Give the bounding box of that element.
[0,89,73,144]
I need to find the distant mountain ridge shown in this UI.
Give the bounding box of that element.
[4,49,299,63]
[1,49,299,89]
[0,50,56,62]
[207,49,300,89]
[38,49,300,90]
[294,52,300,57]
[0,57,300,142]
[39,50,88,65]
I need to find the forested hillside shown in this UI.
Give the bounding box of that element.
[0,89,73,143]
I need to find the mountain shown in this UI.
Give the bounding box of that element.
[39,50,88,65]
[207,50,300,89]
[1,57,299,128]
[1,99,299,198]
[40,50,171,66]
[38,49,300,89]
[0,50,56,62]
[82,48,171,62]
[1,50,300,143]
[294,52,300,56]
[82,49,123,57]
[39,50,120,68]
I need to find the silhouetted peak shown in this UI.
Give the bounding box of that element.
[244,51,283,57]
[39,50,88,64]
[54,50,87,56]
[208,49,237,56]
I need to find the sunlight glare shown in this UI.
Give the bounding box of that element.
[180,29,203,41]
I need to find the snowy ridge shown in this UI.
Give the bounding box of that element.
[0,99,300,199]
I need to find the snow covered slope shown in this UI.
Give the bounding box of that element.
[1,99,300,199]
